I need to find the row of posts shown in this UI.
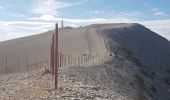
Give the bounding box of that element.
[0,53,110,74]
[58,53,111,67]
[0,57,49,74]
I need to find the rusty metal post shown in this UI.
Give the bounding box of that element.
[47,59,48,68]
[5,57,7,73]
[78,57,80,66]
[26,57,28,72]
[45,59,46,69]
[36,62,37,70]
[71,56,73,66]
[51,34,54,75]
[64,54,66,67]
[50,44,52,70]
[73,56,75,66]
[65,55,67,67]
[60,52,62,67]
[18,57,19,72]
[80,56,83,66]
[54,23,59,90]
[61,53,63,67]
[68,55,70,67]
[62,54,65,67]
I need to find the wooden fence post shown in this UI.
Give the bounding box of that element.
[70,55,72,66]
[51,34,54,75]
[67,55,70,67]
[60,53,62,67]
[85,55,87,65]
[75,57,77,66]
[62,54,65,67]
[5,57,7,73]
[74,57,76,66]
[26,57,28,72]
[61,54,63,67]
[78,57,80,66]
[82,56,84,66]
[47,59,48,68]
[64,55,66,67]
[18,57,19,72]
[36,61,38,70]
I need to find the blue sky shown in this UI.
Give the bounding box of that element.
[0,0,170,41]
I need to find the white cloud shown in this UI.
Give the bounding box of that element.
[28,17,137,27]
[29,15,55,21]
[140,19,170,41]
[144,3,168,17]
[31,0,61,15]
[149,7,168,16]
[0,6,4,10]
[0,21,54,41]
[0,6,4,9]
[151,8,160,12]
[0,16,139,42]
[0,17,170,42]
[89,11,100,14]
[30,0,85,21]
[40,15,55,21]
[88,10,143,18]
[153,11,168,16]
[118,11,143,17]
[0,17,137,41]
[58,18,107,24]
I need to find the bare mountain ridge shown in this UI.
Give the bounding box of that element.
[0,23,170,100]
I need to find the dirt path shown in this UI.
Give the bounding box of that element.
[85,28,108,56]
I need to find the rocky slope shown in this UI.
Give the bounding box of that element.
[97,23,170,100]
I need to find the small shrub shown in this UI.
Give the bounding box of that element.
[129,82,133,86]
[151,72,156,77]
[166,69,170,74]
[150,84,156,93]
[163,77,170,85]
[135,75,144,90]
[134,75,145,100]
[141,69,148,77]
[149,74,154,80]
[133,57,142,67]
[134,94,146,100]
[148,92,154,98]
[122,47,133,58]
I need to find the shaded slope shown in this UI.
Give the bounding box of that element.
[97,23,170,100]
[103,23,170,71]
